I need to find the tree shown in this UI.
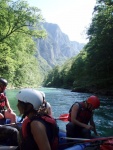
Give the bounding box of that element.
[0,0,46,43]
[0,0,47,87]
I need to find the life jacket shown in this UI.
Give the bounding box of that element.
[100,139,113,150]
[0,93,6,109]
[21,114,59,150]
[68,102,93,124]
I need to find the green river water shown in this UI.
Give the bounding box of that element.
[6,87,113,137]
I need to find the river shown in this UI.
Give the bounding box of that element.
[6,87,113,137]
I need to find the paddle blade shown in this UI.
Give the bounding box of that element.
[57,113,69,122]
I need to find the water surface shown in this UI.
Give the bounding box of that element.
[6,87,113,136]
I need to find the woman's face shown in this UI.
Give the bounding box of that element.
[0,84,6,93]
[17,101,34,116]
[17,101,25,115]
[86,102,95,111]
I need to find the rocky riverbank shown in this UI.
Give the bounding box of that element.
[71,87,113,97]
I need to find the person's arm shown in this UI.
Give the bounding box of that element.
[31,120,51,150]
[5,97,12,112]
[71,104,94,130]
[90,115,99,136]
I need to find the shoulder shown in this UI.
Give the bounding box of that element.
[72,102,80,111]
[72,101,85,110]
[73,102,80,107]
[30,120,46,131]
[30,116,46,126]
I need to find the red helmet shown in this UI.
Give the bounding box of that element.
[86,95,100,109]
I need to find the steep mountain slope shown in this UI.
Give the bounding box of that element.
[35,22,85,67]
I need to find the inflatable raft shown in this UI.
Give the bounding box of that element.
[58,129,90,150]
[0,117,90,150]
[0,117,109,150]
[0,129,90,150]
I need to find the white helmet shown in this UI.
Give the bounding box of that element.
[16,88,43,110]
[40,91,45,98]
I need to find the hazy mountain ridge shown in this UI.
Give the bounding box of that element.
[35,22,85,67]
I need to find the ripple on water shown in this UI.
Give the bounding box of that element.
[7,88,113,136]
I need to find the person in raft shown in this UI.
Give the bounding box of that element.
[0,78,16,124]
[46,102,52,116]
[16,88,59,150]
[66,95,100,139]
[40,91,53,116]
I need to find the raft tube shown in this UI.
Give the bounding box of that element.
[0,117,90,150]
[58,130,90,150]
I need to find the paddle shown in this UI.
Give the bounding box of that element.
[2,113,69,126]
[3,113,69,126]
[55,113,69,122]
[0,122,22,127]
[0,146,18,150]
[61,136,113,142]
[59,141,90,147]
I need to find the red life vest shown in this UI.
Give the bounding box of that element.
[68,102,92,124]
[21,114,59,150]
[0,93,6,109]
[22,117,31,138]
[100,139,113,150]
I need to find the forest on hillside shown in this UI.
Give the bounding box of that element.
[44,0,113,96]
[0,0,46,88]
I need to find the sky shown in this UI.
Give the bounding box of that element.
[26,0,96,43]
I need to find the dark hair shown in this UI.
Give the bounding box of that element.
[17,100,36,122]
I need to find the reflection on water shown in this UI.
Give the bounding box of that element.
[7,87,113,136]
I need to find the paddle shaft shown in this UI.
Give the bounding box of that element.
[61,136,113,142]
[59,141,90,147]
[0,122,22,127]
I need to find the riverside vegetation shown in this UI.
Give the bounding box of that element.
[0,0,113,96]
[44,0,113,96]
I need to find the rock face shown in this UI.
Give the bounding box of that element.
[35,22,85,67]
